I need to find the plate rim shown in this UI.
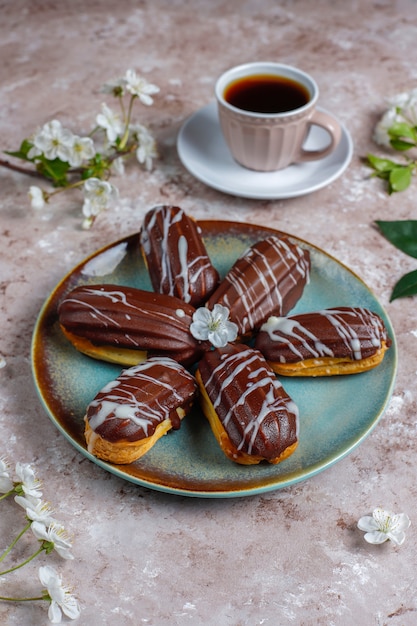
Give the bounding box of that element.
[31,220,397,498]
[177,102,354,199]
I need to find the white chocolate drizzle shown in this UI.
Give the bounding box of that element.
[260,307,386,362]
[216,236,309,333]
[140,205,215,303]
[87,357,194,441]
[62,287,190,347]
[205,346,299,455]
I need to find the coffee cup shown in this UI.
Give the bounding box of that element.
[215,62,342,172]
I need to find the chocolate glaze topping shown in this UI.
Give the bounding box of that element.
[198,343,299,460]
[255,307,391,363]
[86,357,197,443]
[58,284,206,366]
[140,205,220,306]
[206,236,310,336]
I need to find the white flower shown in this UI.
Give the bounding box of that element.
[38,565,80,623]
[131,123,158,170]
[373,108,401,148]
[358,507,411,545]
[15,462,42,499]
[81,177,118,226]
[190,304,238,348]
[111,156,125,176]
[386,88,417,123]
[15,495,55,525]
[31,520,74,560]
[96,102,124,143]
[67,135,95,167]
[28,185,47,210]
[374,89,417,147]
[28,120,74,162]
[124,69,159,105]
[0,456,13,493]
[81,216,95,230]
[100,76,127,97]
[398,92,417,127]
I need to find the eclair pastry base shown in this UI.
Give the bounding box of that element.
[195,370,298,465]
[84,410,185,464]
[61,326,148,366]
[268,343,390,377]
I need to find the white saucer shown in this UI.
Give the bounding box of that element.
[177,101,353,199]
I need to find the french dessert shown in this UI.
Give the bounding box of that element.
[140,205,220,306]
[196,343,299,465]
[205,235,310,337]
[84,357,198,464]
[255,307,392,376]
[58,284,206,367]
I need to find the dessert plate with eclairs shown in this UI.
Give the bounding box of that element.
[31,208,396,498]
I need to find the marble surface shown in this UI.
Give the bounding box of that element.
[1,1,417,624]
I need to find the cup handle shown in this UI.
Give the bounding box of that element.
[297,109,342,162]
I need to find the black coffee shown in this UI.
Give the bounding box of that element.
[224,74,310,114]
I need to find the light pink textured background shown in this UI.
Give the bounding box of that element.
[1,1,416,624]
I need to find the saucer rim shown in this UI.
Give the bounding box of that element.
[176,101,353,199]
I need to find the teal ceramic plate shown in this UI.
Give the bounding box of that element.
[31,221,397,498]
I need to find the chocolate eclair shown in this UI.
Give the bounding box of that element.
[205,235,310,337]
[196,343,299,465]
[58,284,206,367]
[84,357,198,464]
[140,205,220,306]
[255,307,392,376]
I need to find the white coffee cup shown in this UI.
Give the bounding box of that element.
[215,62,342,171]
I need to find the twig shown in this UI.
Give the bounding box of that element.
[0,157,43,179]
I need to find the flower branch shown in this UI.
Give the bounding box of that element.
[0,156,45,178]
[0,457,80,623]
[1,68,159,229]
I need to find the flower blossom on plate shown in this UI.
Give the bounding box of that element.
[358,507,411,545]
[15,462,43,499]
[28,185,47,210]
[31,520,74,560]
[0,456,13,493]
[96,102,124,144]
[38,565,81,623]
[190,304,238,348]
[28,120,74,162]
[124,69,159,105]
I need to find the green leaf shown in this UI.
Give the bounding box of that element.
[388,121,417,142]
[390,269,417,301]
[36,157,70,186]
[375,219,417,258]
[81,152,109,180]
[366,153,399,173]
[389,165,413,192]
[390,138,416,151]
[4,139,35,161]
